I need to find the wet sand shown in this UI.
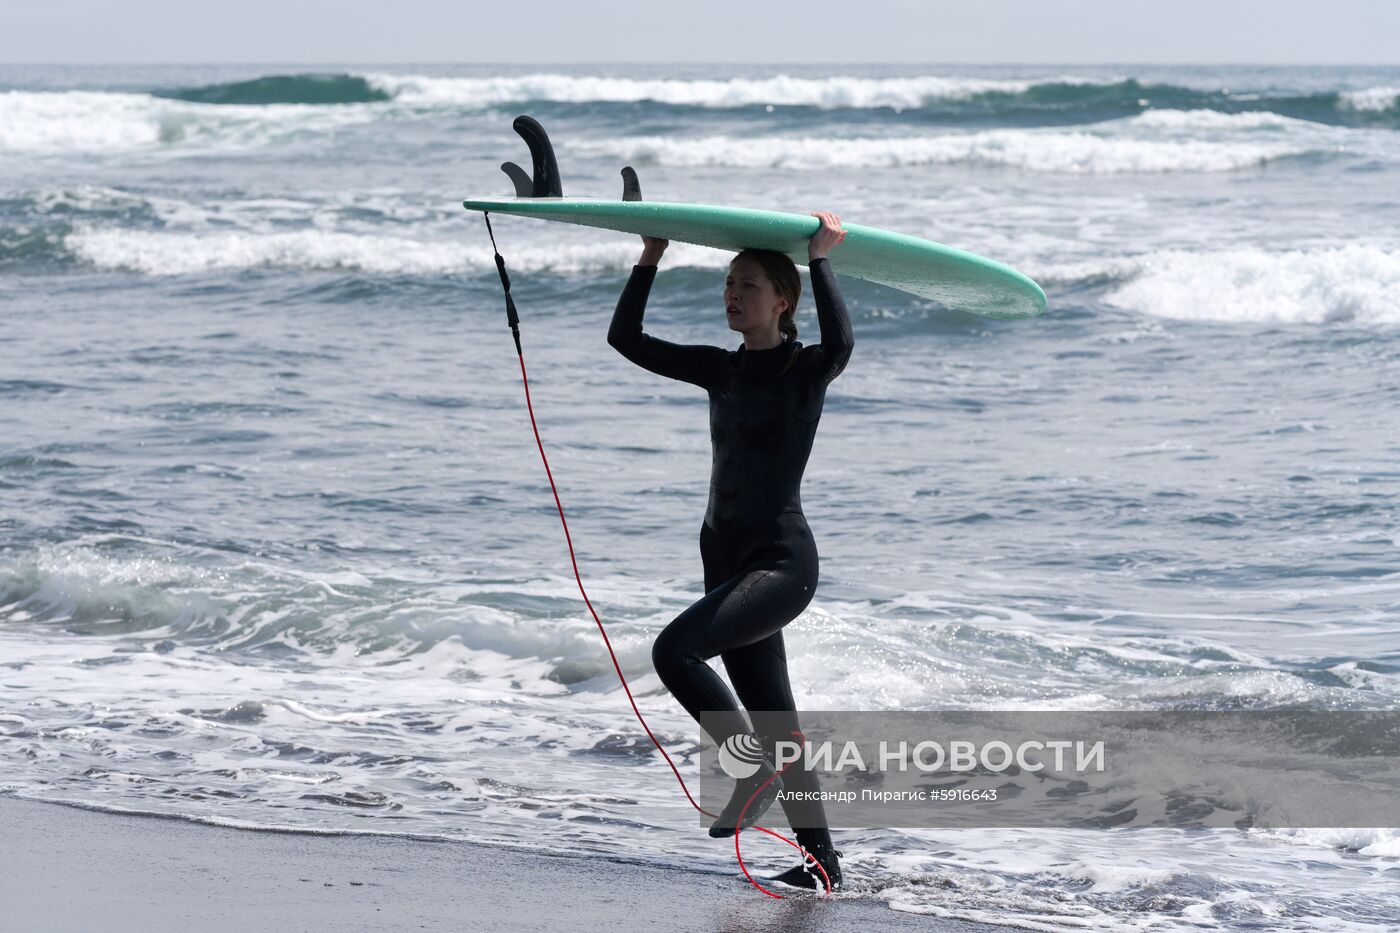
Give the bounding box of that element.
[0,794,1000,932]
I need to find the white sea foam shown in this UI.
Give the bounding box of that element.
[576,131,1313,174]
[16,542,223,590]
[1126,108,1317,130]
[0,91,170,152]
[365,72,1119,109]
[0,90,377,154]
[1260,827,1400,857]
[1054,861,1179,891]
[67,227,478,275]
[64,227,725,276]
[1338,86,1400,112]
[1097,244,1400,324]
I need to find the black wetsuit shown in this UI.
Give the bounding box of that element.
[607,258,853,854]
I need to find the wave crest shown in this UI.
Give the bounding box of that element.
[577,130,1322,174]
[359,74,1400,126]
[0,90,379,153]
[1338,86,1400,112]
[365,72,1124,110]
[62,227,730,276]
[1041,245,1400,324]
[156,73,391,106]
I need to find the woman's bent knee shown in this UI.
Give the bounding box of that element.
[651,623,705,682]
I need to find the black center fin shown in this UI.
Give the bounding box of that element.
[511,115,563,198]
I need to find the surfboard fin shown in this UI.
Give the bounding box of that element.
[621,166,642,202]
[500,162,533,198]
[510,115,563,198]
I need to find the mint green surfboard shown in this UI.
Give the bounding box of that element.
[462,197,1046,320]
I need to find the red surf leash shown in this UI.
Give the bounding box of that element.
[482,214,832,898]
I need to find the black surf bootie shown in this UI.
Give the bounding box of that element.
[708,761,784,838]
[769,828,843,892]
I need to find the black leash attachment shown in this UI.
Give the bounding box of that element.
[483,211,522,355]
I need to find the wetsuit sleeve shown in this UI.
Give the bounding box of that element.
[808,257,854,384]
[608,264,722,390]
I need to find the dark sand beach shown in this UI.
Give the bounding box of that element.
[0,795,1002,932]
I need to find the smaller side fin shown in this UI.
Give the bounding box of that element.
[621,166,642,202]
[501,162,532,197]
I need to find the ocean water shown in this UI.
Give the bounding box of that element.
[2,63,1399,929]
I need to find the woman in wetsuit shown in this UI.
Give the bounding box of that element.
[607,212,853,891]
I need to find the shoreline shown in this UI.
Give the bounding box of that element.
[0,794,999,932]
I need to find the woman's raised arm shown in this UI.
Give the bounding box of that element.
[806,212,854,384]
[608,236,723,390]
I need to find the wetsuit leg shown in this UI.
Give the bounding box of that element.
[650,570,771,749]
[650,512,830,831]
[651,513,816,740]
[721,631,830,833]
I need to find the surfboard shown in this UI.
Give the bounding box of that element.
[461,197,1046,320]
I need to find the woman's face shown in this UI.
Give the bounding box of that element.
[725,256,787,335]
